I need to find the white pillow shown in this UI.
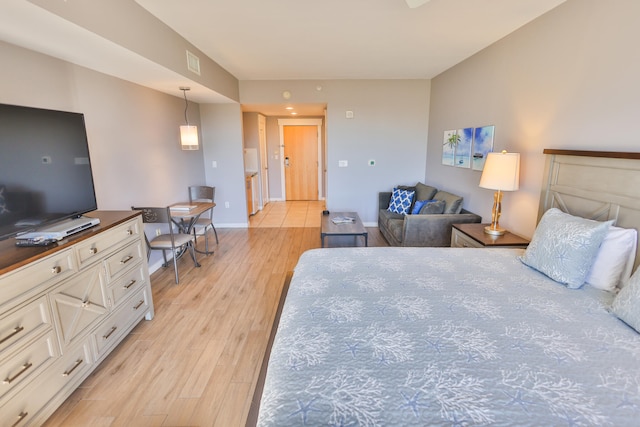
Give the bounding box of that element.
[586,226,637,292]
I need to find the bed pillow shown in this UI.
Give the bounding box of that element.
[419,200,446,215]
[611,268,640,333]
[519,208,612,289]
[586,226,637,292]
[387,188,415,215]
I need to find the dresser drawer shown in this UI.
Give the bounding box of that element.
[0,296,52,356]
[0,330,58,401]
[75,219,141,270]
[103,241,144,282]
[107,264,146,308]
[49,265,108,350]
[0,249,76,310]
[92,287,150,359]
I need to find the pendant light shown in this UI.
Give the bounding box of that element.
[179,87,199,150]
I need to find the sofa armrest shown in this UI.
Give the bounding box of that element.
[401,210,482,247]
[379,192,392,210]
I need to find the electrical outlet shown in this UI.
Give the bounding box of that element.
[225,201,230,208]
[155,228,161,237]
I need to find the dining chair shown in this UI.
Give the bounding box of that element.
[131,206,200,284]
[188,185,218,254]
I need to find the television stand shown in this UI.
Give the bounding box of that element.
[15,215,101,241]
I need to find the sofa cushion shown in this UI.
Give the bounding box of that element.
[387,188,415,215]
[419,200,446,214]
[434,191,463,214]
[415,183,437,202]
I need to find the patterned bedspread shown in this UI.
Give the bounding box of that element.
[257,247,640,426]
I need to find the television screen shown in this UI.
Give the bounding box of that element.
[0,103,97,240]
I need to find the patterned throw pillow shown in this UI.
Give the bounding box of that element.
[387,188,415,215]
[611,269,640,333]
[520,208,612,289]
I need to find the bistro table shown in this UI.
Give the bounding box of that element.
[170,201,216,255]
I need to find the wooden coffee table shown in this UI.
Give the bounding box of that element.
[320,212,368,247]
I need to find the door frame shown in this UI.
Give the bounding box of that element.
[278,118,323,200]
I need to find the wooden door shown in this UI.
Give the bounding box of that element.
[283,125,318,200]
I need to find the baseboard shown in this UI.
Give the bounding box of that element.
[363,222,377,227]
[215,222,249,228]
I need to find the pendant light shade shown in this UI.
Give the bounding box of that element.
[179,87,199,150]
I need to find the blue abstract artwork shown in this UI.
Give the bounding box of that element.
[455,127,473,168]
[472,125,495,171]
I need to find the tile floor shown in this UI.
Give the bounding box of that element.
[248,200,326,228]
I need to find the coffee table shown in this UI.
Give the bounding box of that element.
[320,212,368,247]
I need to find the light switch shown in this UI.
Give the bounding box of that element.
[346,110,354,119]
[212,160,217,168]
[339,160,348,167]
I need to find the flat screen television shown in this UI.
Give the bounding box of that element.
[0,103,98,241]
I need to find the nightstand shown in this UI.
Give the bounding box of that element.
[451,223,530,249]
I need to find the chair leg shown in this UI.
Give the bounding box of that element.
[188,242,201,267]
[172,249,180,284]
[212,224,219,244]
[161,250,168,268]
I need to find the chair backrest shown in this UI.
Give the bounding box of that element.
[131,206,172,225]
[189,185,215,203]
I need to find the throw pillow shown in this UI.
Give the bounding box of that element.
[419,200,446,215]
[519,208,612,289]
[433,191,463,214]
[411,199,429,215]
[611,268,640,333]
[387,188,415,215]
[415,183,437,202]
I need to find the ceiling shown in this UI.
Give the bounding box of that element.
[0,0,567,116]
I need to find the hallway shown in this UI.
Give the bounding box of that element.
[248,200,325,228]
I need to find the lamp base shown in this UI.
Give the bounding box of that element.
[484,225,505,236]
[484,225,507,236]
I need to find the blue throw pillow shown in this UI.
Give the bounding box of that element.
[411,199,433,215]
[387,188,415,215]
[520,208,612,289]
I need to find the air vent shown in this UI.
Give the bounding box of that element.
[186,50,201,75]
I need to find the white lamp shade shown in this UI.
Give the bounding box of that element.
[479,151,520,191]
[180,125,199,150]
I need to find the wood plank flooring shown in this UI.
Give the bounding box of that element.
[44,202,388,426]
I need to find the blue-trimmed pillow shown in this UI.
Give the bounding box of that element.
[612,268,640,333]
[387,188,415,215]
[520,208,612,289]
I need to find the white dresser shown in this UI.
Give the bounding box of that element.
[0,211,154,426]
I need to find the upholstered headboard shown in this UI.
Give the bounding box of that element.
[540,149,640,271]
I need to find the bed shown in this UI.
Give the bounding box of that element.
[249,150,640,426]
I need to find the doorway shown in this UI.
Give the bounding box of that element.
[278,119,323,201]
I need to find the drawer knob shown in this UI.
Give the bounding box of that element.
[0,326,24,345]
[89,247,98,255]
[120,255,134,264]
[126,229,133,236]
[124,279,136,289]
[51,266,62,274]
[133,299,145,310]
[81,300,91,308]
[63,359,84,377]
[3,362,33,384]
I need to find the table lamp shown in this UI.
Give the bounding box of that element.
[479,150,520,235]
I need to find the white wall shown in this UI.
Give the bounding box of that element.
[426,0,640,238]
[240,79,430,224]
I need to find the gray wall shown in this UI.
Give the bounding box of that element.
[0,40,206,270]
[426,0,640,238]
[241,79,430,225]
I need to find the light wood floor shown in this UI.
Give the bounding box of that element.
[44,202,388,427]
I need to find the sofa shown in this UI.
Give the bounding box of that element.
[378,182,481,247]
